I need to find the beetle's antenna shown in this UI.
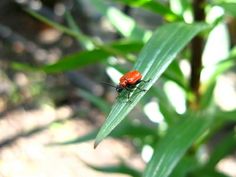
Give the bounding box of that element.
[100,81,117,88]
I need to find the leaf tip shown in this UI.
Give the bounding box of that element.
[93,140,100,149]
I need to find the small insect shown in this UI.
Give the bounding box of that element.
[103,70,149,100]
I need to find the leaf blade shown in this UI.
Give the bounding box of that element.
[12,40,143,73]
[144,112,213,177]
[94,22,208,147]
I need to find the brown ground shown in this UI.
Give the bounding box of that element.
[0,106,144,177]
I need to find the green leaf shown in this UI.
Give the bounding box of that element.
[144,111,213,177]
[12,40,143,73]
[50,120,157,146]
[112,0,180,21]
[196,170,230,177]
[77,89,110,114]
[216,109,236,122]
[87,163,142,177]
[218,2,236,17]
[49,129,98,145]
[94,22,208,148]
[26,9,136,61]
[200,81,216,109]
[88,0,151,41]
[169,156,198,177]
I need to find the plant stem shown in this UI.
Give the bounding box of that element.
[190,0,205,108]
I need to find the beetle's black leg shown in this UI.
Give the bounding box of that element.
[134,79,150,92]
[127,91,131,99]
[139,79,151,84]
[135,86,146,91]
[123,87,134,101]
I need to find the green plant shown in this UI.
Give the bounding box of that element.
[14,0,236,177]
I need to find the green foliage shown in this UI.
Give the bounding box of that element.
[14,0,236,177]
[87,162,142,177]
[218,2,236,17]
[144,111,214,177]
[94,22,208,147]
[12,40,143,73]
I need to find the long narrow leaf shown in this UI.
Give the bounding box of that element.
[94,22,208,148]
[51,120,157,145]
[144,111,213,177]
[12,40,143,73]
[26,9,137,61]
[87,163,142,177]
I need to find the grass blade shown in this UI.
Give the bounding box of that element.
[94,22,208,148]
[12,40,143,73]
[144,111,213,177]
[87,163,142,177]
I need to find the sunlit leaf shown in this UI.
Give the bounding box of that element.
[94,22,208,148]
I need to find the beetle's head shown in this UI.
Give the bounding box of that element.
[116,85,123,93]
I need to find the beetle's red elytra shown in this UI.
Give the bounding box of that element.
[115,70,149,99]
[101,70,149,100]
[119,70,142,87]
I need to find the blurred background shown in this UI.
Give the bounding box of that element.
[0,0,150,176]
[0,0,236,177]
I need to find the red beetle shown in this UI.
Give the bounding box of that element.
[104,70,149,99]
